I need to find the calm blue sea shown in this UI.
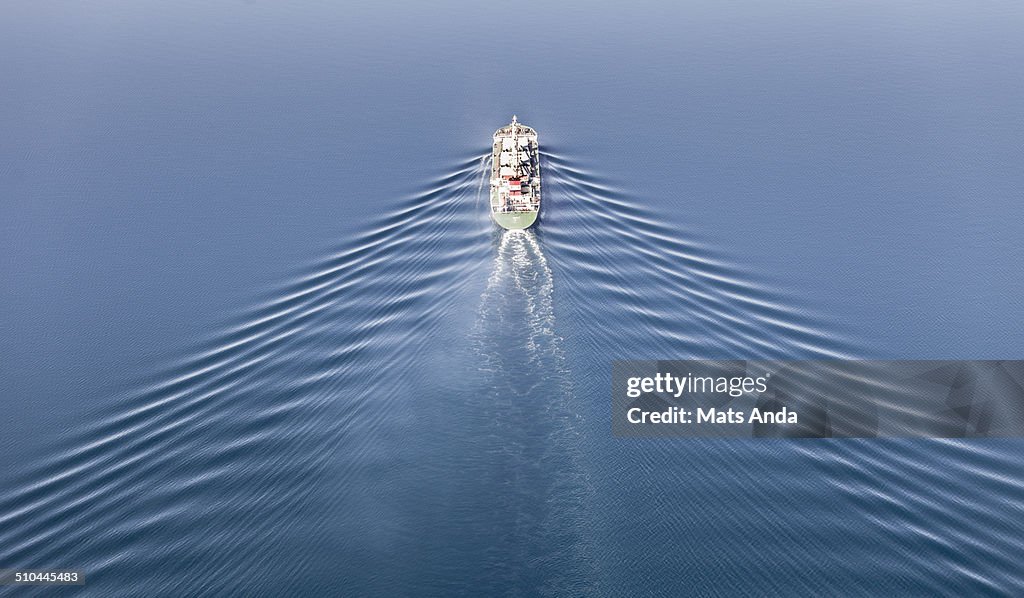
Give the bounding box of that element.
[2,1,1023,595]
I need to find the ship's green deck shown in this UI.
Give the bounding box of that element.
[492,210,538,230]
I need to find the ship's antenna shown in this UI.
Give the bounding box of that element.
[512,114,517,125]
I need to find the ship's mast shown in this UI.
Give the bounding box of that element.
[510,117,519,179]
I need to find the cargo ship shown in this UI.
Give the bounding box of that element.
[491,116,540,230]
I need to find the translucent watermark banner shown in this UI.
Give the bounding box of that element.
[612,361,1024,438]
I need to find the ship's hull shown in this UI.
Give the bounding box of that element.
[492,210,538,230]
[490,117,540,230]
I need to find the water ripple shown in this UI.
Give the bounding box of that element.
[0,154,494,596]
[2,147,1021,596]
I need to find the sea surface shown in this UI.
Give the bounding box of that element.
[2,1,1024,595]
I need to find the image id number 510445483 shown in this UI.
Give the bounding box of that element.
[0,569,85,585]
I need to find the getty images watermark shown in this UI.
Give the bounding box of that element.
[612,360,1024,438]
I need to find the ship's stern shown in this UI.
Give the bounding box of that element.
[492,211,539,230]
